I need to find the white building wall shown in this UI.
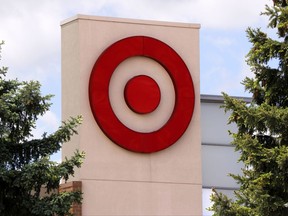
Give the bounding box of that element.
[201,94,251,216]
[61,15,202,216]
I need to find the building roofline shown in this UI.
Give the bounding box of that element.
[200,94,252,103]
[61,14,201,29]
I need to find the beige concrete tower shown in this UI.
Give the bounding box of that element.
[61,15,202,216]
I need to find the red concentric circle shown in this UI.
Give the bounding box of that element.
[124,75,161,114]
[89,36,195,153]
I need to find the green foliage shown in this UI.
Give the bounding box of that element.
[0,42,85,215]
[210,1,288,215]
[31,191,82,216]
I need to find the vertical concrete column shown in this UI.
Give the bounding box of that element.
[61,15,202,216]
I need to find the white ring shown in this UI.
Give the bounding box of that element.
[109,56,175,133]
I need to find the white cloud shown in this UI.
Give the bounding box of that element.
[201,54,253,97]
[32,110,60,139]
[205,35,235,49]
[0,0,271,119]
[200,30,253,97]
[39,110,60,131]
[0,0,269,82]
[96,0,268,29]
[30,110,62,163]
[191,0,268,29]
[0,0,268,115]
[0,2,62,81]
[0,0,265,74]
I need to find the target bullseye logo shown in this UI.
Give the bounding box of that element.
[89,36,195,153]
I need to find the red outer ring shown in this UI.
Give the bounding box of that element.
[89,36,195,153]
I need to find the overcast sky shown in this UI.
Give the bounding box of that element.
[0,0,273,215]
[0,0,270,135]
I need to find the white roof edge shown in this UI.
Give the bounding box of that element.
[200,94,252,103]
[60,14,201,29]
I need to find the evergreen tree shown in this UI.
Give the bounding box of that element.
[210,1,288,215]
[0,41,85,216]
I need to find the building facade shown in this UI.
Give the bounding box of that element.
[201,94,251,215]
[61,15,251,216]
[61,15,202,216]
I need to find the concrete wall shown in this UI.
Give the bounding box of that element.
[201,95,250,216]
[61,15,202,216]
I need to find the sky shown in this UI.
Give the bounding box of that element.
[0,0,271,138]
[0,0,274,215]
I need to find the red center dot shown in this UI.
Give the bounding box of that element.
[124,75,161,114]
